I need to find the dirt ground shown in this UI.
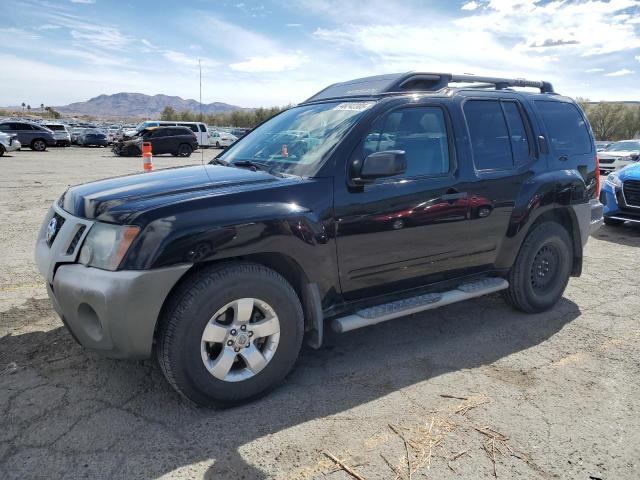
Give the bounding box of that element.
[1,146,639,480]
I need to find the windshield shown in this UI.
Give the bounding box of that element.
[606,141,640,151]
[219,101,375,175]
[135,121,158,132]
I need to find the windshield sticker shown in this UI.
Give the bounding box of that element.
[332,102,375,111]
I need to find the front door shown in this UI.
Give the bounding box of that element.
[334,104,472,299]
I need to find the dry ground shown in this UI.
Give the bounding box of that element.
[1,146,639,479]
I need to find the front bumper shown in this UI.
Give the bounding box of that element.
[36,202,192,358]
[46,264,190,358]
[600,180,640,223]
[2,140,21,152]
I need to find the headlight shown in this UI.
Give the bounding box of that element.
[79,223,140,270]
[606,172,622,188]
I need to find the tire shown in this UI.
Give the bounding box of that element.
[604,217,625,227]
[156,263,304,406]
[31,139,47,151]
[216,141,221,148]
[504,221,573,313]
[177,144,193,157]
[0,145,4,157]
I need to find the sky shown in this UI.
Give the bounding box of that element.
[1,0,639,108]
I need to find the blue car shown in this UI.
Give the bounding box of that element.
[600,162,640,226]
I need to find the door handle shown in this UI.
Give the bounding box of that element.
[558,155,569,162]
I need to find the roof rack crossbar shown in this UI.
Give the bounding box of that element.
[392,73,554,94]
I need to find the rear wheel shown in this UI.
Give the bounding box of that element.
[0,145,5,157]
[177,144,193,157]
[216,141,221,148]
[604,217,625,227]
[31,139,47,151]
[504,221,572,313]
[156,263,304,406]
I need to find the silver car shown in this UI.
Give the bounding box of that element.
[0,132,21,156]
[599,140,640,174]
[42,123,72,147]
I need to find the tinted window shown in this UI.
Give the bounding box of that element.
[0,124,10,131]
[199,123,207,132]
[174,127,192,136]
[502,101,531,164]
[12,123,33,130]
[364,106,450,178]
[179,123,199,133]
[464,100,512,170]
[535,101,591,154]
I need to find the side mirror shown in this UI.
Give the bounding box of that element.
[352,150,407,184]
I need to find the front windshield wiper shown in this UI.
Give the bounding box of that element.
[210,158,229,166]
[232,160,273,172]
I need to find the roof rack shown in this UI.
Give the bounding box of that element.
[303,72,554,103]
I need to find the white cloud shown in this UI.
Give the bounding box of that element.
[461,1,479,11]
[604,68,635,76]
[585,68,605,73]
[230,52,309,72]
[69,0,96,3]
[286,23,302,27]
[636,55,640,62]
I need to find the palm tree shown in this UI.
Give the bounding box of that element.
[21,102,25,113]
[27,105,31,114]
[40,103,44,113]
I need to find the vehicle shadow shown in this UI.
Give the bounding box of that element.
[0,294,580,479]
[592,222,640,247]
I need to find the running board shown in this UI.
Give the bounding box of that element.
[332,277,509,333]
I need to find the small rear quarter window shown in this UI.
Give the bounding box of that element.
[535,101,592,154]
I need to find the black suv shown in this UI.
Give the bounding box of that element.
[112,126,198,157]
[36,72,603,406]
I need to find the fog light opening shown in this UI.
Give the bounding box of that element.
[77,303,103,341]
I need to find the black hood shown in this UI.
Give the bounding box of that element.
[61,165,282,223]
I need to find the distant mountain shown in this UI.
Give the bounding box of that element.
[52,92,248,118]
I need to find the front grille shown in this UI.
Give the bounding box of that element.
[599,157,615,164]
[623,180,640,207]
[66,225,86,254]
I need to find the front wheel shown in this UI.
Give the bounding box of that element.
[216,141,221,148]
[0,145,4,157]
[31,139,47,151]
[504,221,572,313]
[156,263,304,406]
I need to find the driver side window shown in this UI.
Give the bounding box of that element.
[364,106,450,179]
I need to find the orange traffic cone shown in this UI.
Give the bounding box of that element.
[142,142,153,171]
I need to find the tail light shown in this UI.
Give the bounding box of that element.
[595,154,601,198]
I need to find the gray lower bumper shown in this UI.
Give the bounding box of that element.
[48,263,191,359]
[572,198,604,247]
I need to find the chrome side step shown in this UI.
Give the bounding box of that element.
[332,277,509,333]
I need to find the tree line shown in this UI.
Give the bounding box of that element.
[577,99,640,141]
[159,105,292,128]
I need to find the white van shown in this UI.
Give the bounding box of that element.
[128,121,210,147]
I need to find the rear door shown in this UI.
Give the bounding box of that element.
[12,123,35,145]
[198,123,209,146]
[149,129,170,154]
[459,96,537,269]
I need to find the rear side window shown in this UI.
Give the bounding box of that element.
[502,102,531,164]
[199,124,207,132]
[464,100,512,170]
[364,106,450,178]
[535,101,591,154]
[179,123,199,133]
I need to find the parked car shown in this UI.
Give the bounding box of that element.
[595,141,611,152]
[231,127,251,139]
[42,123,71,147]
[598,140,640,174]
[600,163,640,226]
[70,126,99,145]
[126,121,210,147]
[112,126,198,157]
[35,71,602,406]
[0,121,56,151]
[0,132,21,156]
[78,130,108,147]
[209,130,237,148]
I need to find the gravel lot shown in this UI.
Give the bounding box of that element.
[1,146,639,480]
